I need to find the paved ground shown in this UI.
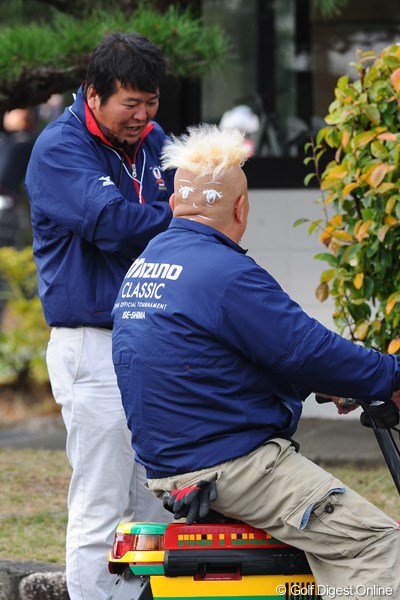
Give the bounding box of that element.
[296,417,389,466]
[0,412,389,467]
[0,414,67,451]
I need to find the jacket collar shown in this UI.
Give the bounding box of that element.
[169,218,247,254]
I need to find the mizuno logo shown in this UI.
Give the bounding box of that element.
[125,258,183,280]
[99,176,114,187]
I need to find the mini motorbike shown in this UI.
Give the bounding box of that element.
[107,397,400,600]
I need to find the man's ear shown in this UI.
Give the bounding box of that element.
[169,193,176,212]
[86,85,98,110]
[234,194,246,224]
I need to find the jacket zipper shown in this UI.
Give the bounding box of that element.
[131,123,154,204]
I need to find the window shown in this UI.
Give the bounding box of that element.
[200,0,400,188]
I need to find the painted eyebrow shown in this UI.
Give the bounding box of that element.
[204,181,222,186]
[178,179,193,183]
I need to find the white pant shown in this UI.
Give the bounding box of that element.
[47,327,170,600]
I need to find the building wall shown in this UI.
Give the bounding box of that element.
[243,189,357,419]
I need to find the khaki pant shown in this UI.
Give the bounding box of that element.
[147,438,400,600]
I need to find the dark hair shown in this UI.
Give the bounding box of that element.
[84,31,166,104]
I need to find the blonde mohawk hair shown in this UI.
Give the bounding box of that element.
[160,124,251,180]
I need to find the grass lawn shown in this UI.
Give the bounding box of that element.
[0,448,70,564]
[0,448,399,566]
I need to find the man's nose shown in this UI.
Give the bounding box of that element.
[133,104,148,121]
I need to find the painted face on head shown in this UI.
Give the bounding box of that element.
[87,81,159,144]
[172,166,249,242]
[176,177,224,218]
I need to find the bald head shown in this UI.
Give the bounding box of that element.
[162,124,251,242]
[3,108,35,133]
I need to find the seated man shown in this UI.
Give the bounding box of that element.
[112,124,400,598]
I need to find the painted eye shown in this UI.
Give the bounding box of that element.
[179,185,195,199]
[203,189,223,204]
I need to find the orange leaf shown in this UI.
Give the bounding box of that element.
[385,196,397,214]
[377,132,397,141]
[323,192,336,206]
[353,220,363,237]
[388,337,400,354]
[341,182,359,199]
[371,319,382,332]
[353,131,377,149]
[384,214,397,226]
[316,281,329,302]
[375,182,396,194]
[341,130,350,148]
[333,230,353,242]
[355,220,373,242]
[329,242,341,255]
[386,298,397,315]
[354,321,370,341]
[390,67,400,92]
[326,165,348,180]
[354,273,364,289]
[378,224,390,242]
[320,225,334,247]
[368,163,388,188]
[330,214,343,227]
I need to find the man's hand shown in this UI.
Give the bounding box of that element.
[315,393,359,415]
[332,396,360,415]
[163,479,218,525]
[391,389,400,410]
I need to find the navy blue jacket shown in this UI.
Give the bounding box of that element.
[112,219,398,477]
[25,85,173,327]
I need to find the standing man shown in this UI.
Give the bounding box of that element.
[25,32,173,600]
[112,124,400,599]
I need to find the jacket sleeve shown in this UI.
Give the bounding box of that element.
[216,265,398,402]
[26,136,172,258]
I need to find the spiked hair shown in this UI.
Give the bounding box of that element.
[160,124,251,180]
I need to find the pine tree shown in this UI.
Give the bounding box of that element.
[0,0,229,111]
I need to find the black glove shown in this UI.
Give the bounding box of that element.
[163,479,218,525]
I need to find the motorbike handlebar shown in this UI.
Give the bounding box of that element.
[314,393,400,494]
[315,394,357,409]
[315,393,399,429]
